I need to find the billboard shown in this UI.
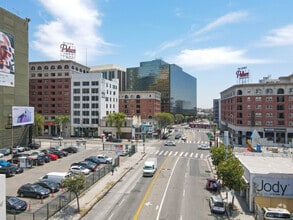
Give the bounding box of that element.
[0,30,15,87]
[12,106,34,126]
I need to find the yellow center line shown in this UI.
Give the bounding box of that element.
[133,156,169,220]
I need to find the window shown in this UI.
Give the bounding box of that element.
[265,88,273,94]
[255,97,262,101]
[74,82,80,86]
[73,89,80,94]
[247,97,251,101]
[255,89,262,94]
[277,88,284,94]
[266,97,273,101]
[266,105,273,109]
[82,81,90,86]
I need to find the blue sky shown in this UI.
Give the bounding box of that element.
[2,0,293,109]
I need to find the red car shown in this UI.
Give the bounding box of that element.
[47,153,58,161]
[206,178,219,191]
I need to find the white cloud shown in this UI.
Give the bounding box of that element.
[262,24,293,46]
[32,0,111,64]
[194,11,248,35]
[146,11,248,58]
[169,47,266,69]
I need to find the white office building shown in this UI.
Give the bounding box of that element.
[71,73,119,137]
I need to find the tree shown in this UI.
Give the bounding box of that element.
[62,174,85,213]
[33,113,44,137]
[210,144,233,167]
[154,112,174,136]
[106,112,127,138]
[216,156,246,207]
[174,114,184,124]
[54,115,70,137]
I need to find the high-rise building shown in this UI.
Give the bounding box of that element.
[29,60,89,136]
[71,73,119,137]
[220,74,293,147]
[0,8,30,148]
[126,59,197,115]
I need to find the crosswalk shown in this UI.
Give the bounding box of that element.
[161,140,209,145]
[148,149,208,160]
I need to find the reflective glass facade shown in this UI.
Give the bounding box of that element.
[126,60,197,115]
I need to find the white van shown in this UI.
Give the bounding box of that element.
[143,158,157,177]
[38,172,72,186]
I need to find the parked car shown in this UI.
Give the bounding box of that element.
[181,135,187,141]
[164,140,176,146]
[206,178,219,191]
[71,160,97,172]
[10,164,24,174]
[63,146,78,153]
[34,180,60,193]
[48,149,63,158]
[259,207,291,220]
[13,145,25,153]
[0,159,11,167]
[17,183,50,199]
[97,154,113,164]
[0,152,3,158]
[0,148,11,156]
[85,156,101,165]
[6,196,27,214]
[27,143,41,150]
[0,166,16,177]
[8,153,30,164]
[52,136,63,140]
[70,165,90,175]
[209,196,225,214]
[40,150,58,161]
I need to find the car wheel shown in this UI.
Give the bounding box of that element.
[19,193,24,197]
[36,194,41,199]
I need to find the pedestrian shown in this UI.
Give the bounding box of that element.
[111,165,114,175]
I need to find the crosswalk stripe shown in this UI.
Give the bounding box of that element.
[184,152,189,157]
[159,151,164,156]
[195,153,198,158]
[174,151,178,156]
[179,152,184,157]
[169,151,173,156]
[190,152,194,158]
[164,151,168,156]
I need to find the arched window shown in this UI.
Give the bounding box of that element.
[31,66,35,70]
[44,65,49,70]
[64,65,69,69]
[57,65,62,69]
[136,95,140,99]
[125,95,129,99]
[237,90,242,95]
[37,66,42,70]
[50,65,55,70]
[277,88,284,94]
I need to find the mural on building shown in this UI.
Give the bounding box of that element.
[0,30,15,86]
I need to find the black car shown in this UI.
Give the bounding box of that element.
[10,164,24,174]
[85,156,101,166]
[34,181,60,193]
[17,183,50,199]
[6,196,27,214]
[63,146,78,153]
[0,166,16,177]
[27,143,41,150]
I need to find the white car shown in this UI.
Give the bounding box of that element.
[70,165,90,175]
[97,155,113,164]
[52,136,63,140]
[198,144,210,150]
[209,196,225,214]
[164,140,176,146]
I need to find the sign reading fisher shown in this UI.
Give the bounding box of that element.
[60,42,76,60]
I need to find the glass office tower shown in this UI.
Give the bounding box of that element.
[126,59,197,115]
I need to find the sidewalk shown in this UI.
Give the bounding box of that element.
[208,156,255,220]
[51,151,146,220]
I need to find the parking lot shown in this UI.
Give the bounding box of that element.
[4,138,119,213]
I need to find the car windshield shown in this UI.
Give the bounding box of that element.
[32,184,43,191]
[214,202,224,207]
[7,197,19,205]
[266,212,291,218]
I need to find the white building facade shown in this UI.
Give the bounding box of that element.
[71,73,119,137]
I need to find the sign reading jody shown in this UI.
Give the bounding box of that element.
[254,177,293,197]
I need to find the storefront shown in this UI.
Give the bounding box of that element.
[235,153,293,212]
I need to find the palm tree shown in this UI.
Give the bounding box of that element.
[106,112,127,139]
[54,115,70,137]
